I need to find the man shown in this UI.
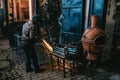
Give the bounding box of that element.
[22,17,43,73]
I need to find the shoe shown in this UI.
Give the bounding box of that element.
[26,67,34,72]
[35,68,44,73]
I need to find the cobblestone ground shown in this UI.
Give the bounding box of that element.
[0,39,120,80]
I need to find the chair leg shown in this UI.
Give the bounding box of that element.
[70,60,75,76]
[57,57,60,70]
[63,59,66,78]
[50,54,54,71]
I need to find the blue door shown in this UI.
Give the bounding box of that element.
[88,0,108,29]
[60,0,84,44]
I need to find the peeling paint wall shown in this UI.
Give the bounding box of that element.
[102,0,116,62]
[106,0,116,23]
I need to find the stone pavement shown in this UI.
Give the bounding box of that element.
[0,39,120,80]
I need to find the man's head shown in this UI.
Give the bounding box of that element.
[32,14,39,25]
[32,18,37,25]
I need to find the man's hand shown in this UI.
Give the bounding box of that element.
[29,24,34,30]
[28,24,35,39]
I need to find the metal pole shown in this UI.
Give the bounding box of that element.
[34,0,40,14]
[34,0,36,14]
